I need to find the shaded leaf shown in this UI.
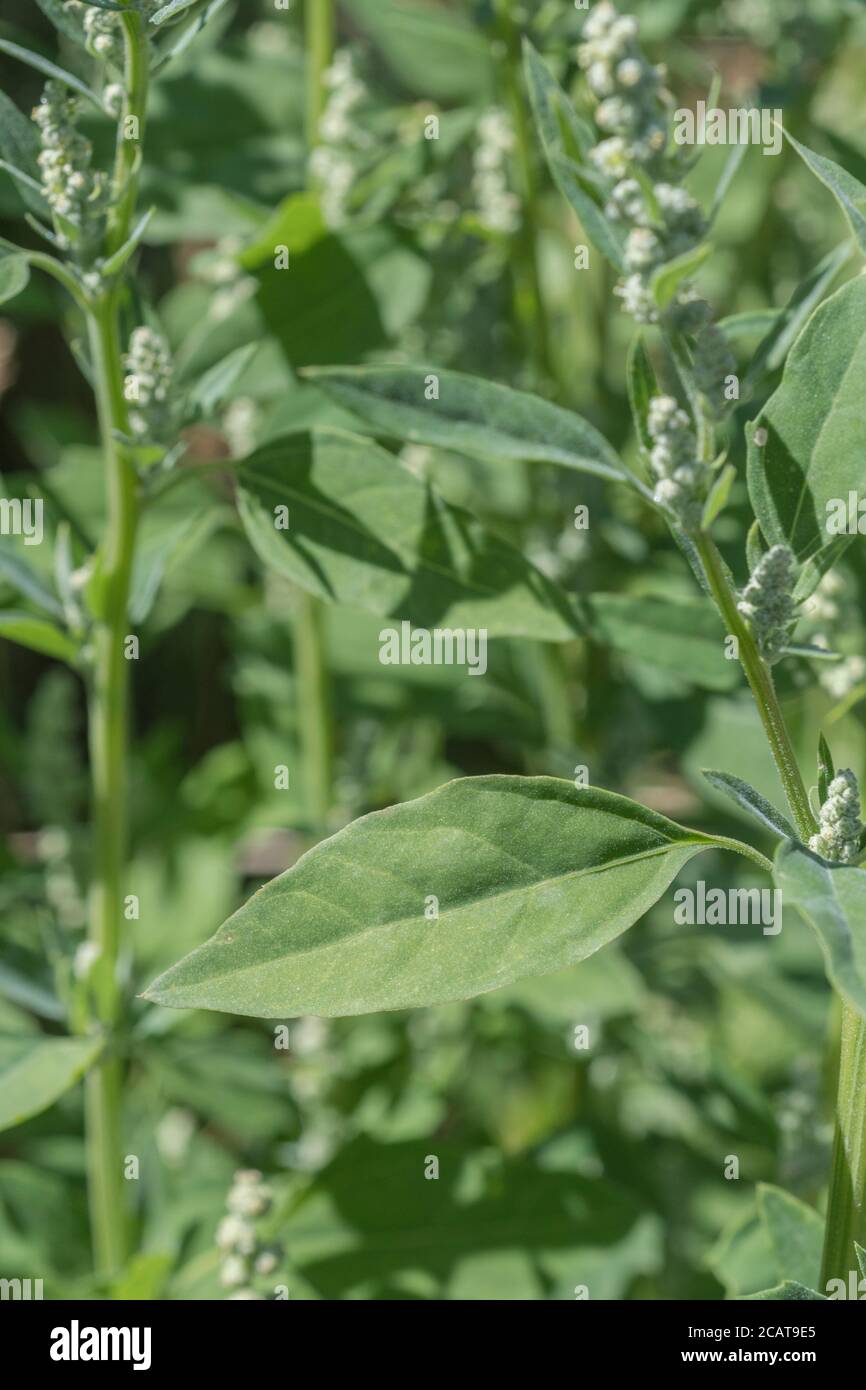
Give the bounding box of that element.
[0,40,107,113]
[743,1281,825,1301]
[578,593,738,692]
[0,255,30,305]
[235,429,582,642]
[305,364,624,481]
[818,734,835,807]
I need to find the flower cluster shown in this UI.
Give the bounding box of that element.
[82,7,124,67]
[217,1169,282,1300]
[646,395,707,528]
[308,49,370,227]
[472,109,520,235]
[33,81,108,260]
[737,544,798,664]
[804,569,866,701]
[809,769,863,864]
[577,3,707,327]
[123,327,175,443]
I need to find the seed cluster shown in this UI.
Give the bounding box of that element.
[737,544,798,665]
[646,395,706,528]
[33,81,109,259]
[578,2,706,326]
[217,1169,282,1300]
[123,327,175,442]
[809,769,863,864]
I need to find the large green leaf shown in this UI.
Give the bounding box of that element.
[0,1035,103,1132]
[786,133,866,254]
[773,843,866,1016]
[304,364,624,481]
[747,275,866,561]
[235,429,581,641]
[143,776,748,1017]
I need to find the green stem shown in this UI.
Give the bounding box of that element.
[820,1004,866,1289]
[293,589,334,828]
[296,0,336,829]
[497,0,555,387]
[694,531,815,842]
[83,4,148,1280]
[305,0,335,147]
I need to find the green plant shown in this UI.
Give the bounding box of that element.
[145,2,866,1299]
[2,0,866,1303]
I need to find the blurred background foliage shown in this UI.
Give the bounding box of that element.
[0,0,865,1299]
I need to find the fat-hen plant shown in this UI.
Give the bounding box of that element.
[142,2,866,1301]
[1,0,866,1303]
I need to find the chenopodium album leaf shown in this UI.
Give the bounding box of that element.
[143,777,762,1017]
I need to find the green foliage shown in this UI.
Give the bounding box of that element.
[0,1036,102,1131]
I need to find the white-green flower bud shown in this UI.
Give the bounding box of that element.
[33,81,108,258]
[737,545,798,665]
[123,327,175,443]
[809,770,863,864]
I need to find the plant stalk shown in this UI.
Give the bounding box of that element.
[83,4,148,1280]
[296,0,336,828]
[694,531,814,841]
[820,1004,866,1290]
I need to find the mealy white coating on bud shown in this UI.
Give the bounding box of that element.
[809,769,863,864]
[645,394,707,526]
[33,81,108,257]
[123,327,175,442]
[576,5,708,329]
[737,544,798,665]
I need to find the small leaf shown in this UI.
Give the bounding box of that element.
[235,430,582,642]
[189,342,260,419]
[856,1244,866,1281]
[34,0,88,43]
[0,40,107,113]
[701,462,736,530]
[305,364,624,481]
[626,335,656,455]
[0,610,78,662]
[817,734,835,806]
[757,1184,824,1290]
[151,0,231,74]
[100,207,156,277]
[793,535,854,604]
[786,132,866,254]
[702,770,797,841]
[548,154,626,272]
[650,242,713,310]
[0,1035,103,1131]
[0,255,30,306]
[143,777,742,1017]
[774,844,866,1017]
[745,520,764,576]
